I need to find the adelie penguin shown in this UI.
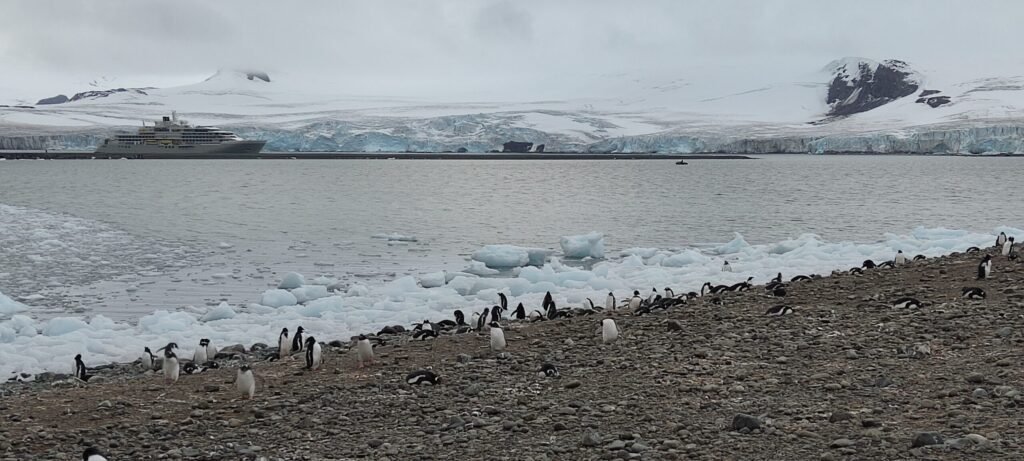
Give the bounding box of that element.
[304,336,323,371]
[894,250,907,266]
[82,447,108,461]
[277,327,292,360]
[194,338,210,364]
[664,287,675,299]
[159,342,180,384]
[292,326,305,353]
[141,347,156,371]
[356,334,374,368]
[236,364,256,400]
[539,363,560,378]
[74,354,91,382]
[978,255,992,280]
[962,287,986,300]
[627,291,642,311]
[891,297,922,309]
[996,232,1008,247]
[1002,236,1015,256]
[601,318,619,344]
[489,322,507,352]
[406,369,441,385]
[605,292,615,310]
[765,305,793,316]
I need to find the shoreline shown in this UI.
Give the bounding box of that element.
[0,151,753,160]
[2,249,1022,459]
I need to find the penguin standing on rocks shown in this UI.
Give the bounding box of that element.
[292,326,305,353]
[74,354,91,382]
[628,291,642,310]
[236,364,255,399]
[1003,237,1015,256]
[664,287,675,299]
[771,272,782,284]
[997,232,1008,247]
[646,288,659,304]
[512,303,526,320]
[356,334,374,368]
[82,447,108,461]
[978,255,992,280]
[894,250,907,266]
[498,293,508,313]
[454,310,467,326]
[476,307,490,331]
[141,347,156,371]
[205,339,217,361]
[606,292,615,310]
[278,327,291,360]
[305,336,323,371]
[159,342,180,384]
[489,322,507,352]
[406,369,441,385]
[601,318,619,344]
[490,304,503,323]
[194,339,209,364]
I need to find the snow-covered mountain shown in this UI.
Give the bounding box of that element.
[2,59,1024,153]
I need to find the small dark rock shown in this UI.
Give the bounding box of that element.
[730,413,761,431]
[911,432,945,448]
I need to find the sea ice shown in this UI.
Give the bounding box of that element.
[200,302,237,322]
[277,272,306,289]
[260,289,298,308]
[560,232,605,259]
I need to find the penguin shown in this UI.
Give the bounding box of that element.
[512,303,526,320]
[601,318,618,344]
[709,297,724,305]
[454,310,467,326]
[194,339,209,364]
[539,363,560,378]
[646,288,659,304]
[961,287,986,300]
[498,292,508,312]
[542,291,555,312]
[377,325,404,335]
[470,311,480,327]
[891,297,922,309]
[1002,237,1014,256]
[292,326,305,353]
[304,336,323,371]
[406,369,441,385]
[236,364,255,399]
[848,267,864,275]
[700,282,712,297]
[978,254,992,280]
[913,255,926,261]
[771,272,782,284]
[489,322,507,352]
[664,287,675,299]
[141,347,156,371]
[74,354,91,382]
[877,261,895,269]
[278,327,292,360]
[727,277,754,292]
[771,286,787,297]
[722,261,732,272]
[490,305,503,323]
[182,362,204,375]
[82,447,108,461]
[528,309,545,322]
[356,334,374,368]
[413,328,438,340]
[965,246,981,253]
[476,307,490,331]
[606,292,615,310]
[160,342,180,384]
[862,259,876,269]
[583,298,596,310]
[996,232,1008,247]
[628,291,642,311]
[790,275,812,282]
[205,339,217,361]
[765,305,793,316]
[894,250,907,266]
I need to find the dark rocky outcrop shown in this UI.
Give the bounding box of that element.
[244,71,271,83]
[36,94,69,105]
[919,89,941,97]
[68,88,153,103]
[916,95,952,108]
[456,147,468,153]
[826,59,919,117]
[502,141,533,153]
[533,144,545,153]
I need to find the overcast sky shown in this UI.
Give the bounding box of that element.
[2,0,1022,100]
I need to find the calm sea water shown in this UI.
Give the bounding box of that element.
[0,155,1019,319]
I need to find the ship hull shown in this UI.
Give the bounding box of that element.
[94,140,266,156]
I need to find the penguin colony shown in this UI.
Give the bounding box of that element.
[69,235,1015,459]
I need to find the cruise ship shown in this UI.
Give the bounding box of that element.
[94,112,265,155]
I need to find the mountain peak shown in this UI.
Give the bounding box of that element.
[204,70,271,83]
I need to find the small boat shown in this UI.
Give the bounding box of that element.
[675,160,688,165]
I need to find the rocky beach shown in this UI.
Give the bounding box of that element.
[2,249,1023,460]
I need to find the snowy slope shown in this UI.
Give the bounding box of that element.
[2,60,1024,153]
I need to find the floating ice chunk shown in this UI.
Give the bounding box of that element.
[473,245,530,268]
[661,249,709,267]
[621,247,660,259]
[217,242,233,249]
[560,232,605,259]
[372,233,419,242]
[18,294,46,301]
[715,233,751,254]
[419,271,447,288]
[278,272,306,289]
[0,291,28,316]
[464,261,500,276]
[297,296,345,317]
[347,284,370,297]
[311,276,340,286]
[291,285,329,304]
[260,289,298,308]
[200,302,237,322]
[139,310,197,334]
[41,317,89,336]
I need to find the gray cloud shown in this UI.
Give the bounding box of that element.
[1,0,1022,99]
